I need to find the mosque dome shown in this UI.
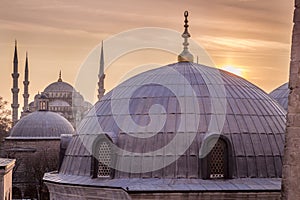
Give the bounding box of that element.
[43,71,74,93]
[9,111,74,139]
[44,81,74,93]
[269,83,289,110]
[59,62,286,179]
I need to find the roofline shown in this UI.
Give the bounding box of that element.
[43,172,282,193]
[43,178,281,193]
[0,159,16,174]
[5,137,61,140]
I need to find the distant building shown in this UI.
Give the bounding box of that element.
[5,96,74,199]
[11,41,107,128]
[269,83,289,111]
[7,37,105,200]
[26,71,92,127]
[0,158,15,200]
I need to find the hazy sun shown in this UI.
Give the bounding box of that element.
[221,66,243,77]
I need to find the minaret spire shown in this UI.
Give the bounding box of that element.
[23,51,30,112]
[178,11,194,62]
[11,40,20,126]
[97,41,105,101]
[58,70,62,82]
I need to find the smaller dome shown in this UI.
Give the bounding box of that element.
[49,100,70,107]
[40,93,48,99]
[83,101,92,108]
[269,83,289,110]
[44,81,74,93]
[9,111,74,139]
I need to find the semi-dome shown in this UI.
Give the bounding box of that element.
[59,62,286,179]
[269,83,289,110]
[9,111,74,139]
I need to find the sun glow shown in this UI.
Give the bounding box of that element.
[221,65,243,77]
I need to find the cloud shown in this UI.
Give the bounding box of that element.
[198,36,290,51]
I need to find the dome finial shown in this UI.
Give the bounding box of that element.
[178,11,194,62]
[58,70,62,82]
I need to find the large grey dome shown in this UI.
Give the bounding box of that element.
[9,111,74,139]
[60,62,286,179]
[44,81,74,93]
[269,83,289,110]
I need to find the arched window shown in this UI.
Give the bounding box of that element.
[97,141,111,177]
[208,139,227,178]
[201,136,232,179]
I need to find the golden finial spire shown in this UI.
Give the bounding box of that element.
[58,70,62,82]
[178,11,194,62]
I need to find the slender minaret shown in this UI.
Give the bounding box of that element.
[11,40,19,126]
[22,52,30,112]
[282,1,300,199]
[97,41,105,101]
[178,11,194,63]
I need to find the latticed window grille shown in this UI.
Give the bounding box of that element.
[209,139,226,179]
[97,141,111,177]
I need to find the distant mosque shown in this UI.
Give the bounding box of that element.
[9,40,108,127]
[4,40,105,199]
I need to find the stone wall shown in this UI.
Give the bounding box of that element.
[130,192,281,200]
[44,181,281,200]
[4,139,60,198]
[45,182,131,200]
[282,0,300,199]
[0,159,15,200]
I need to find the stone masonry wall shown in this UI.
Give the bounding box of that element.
[282,0,300,199]
[4,139,60,197]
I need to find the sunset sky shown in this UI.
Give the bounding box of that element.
[0,0,294,106]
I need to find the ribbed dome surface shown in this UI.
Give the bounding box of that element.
[9,111,74,138]
[44,81,74,93]
[269,83,289,110]
[60,62,286,179]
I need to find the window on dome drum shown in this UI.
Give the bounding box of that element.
[39,101,48,110]
[97,141,111,177]
[208,138,227,179]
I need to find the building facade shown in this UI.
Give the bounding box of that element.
[0,158,15,200]
[5,97,74,199]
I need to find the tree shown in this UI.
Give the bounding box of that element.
[0,96,11,133]
[0,96,11,154]
[23,148,57,200]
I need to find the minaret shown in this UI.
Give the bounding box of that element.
[282,1,300,199]
[97,41,105,101]
[22,52,30,112]
[178,11,194,63]
[11,40,19,126]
